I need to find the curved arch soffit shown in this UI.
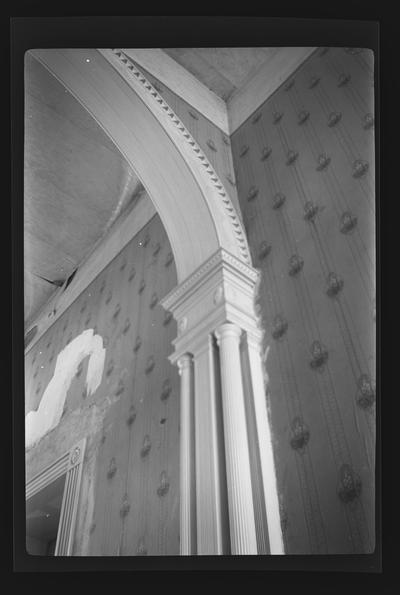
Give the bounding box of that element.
[29,48,251,283]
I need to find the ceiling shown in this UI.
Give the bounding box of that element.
[24,52,143,327]
[163,48,280,102]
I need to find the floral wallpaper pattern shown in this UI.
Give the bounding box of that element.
[25,213,180,555]
[232,47,375,554]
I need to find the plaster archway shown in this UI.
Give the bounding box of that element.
[29,48,251,284]
[25,49,284,555]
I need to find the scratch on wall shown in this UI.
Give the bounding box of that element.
[25,329,106,449]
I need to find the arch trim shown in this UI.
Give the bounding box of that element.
[100,49,251,266]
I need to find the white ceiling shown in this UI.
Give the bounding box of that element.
[163,47,280,102]
[24,52,143,327]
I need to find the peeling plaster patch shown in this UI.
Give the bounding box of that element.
[25,329,106,448]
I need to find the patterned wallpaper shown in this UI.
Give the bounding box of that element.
[25,47,375,556]
[25,213,180,556]
[139,66,241,217]
[231,47,375,554]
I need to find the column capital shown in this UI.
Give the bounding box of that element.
[160,248,262,363]
[215,322,242,345]
[177,353,193,374]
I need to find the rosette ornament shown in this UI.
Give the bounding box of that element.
[272,314,288,340]
[356,374,376,410]
[316,153,331,171]
[352,159,369,178]
[272,192,286,210]
[288,254,304,276]
[337,464,362,503]
[298,110,310,125]
[309,341,328,370]
[286,150,299,166]
[326,272,344,297]
[290,417,310,453]
[261,146,272,161]
[327,111,342,127]
[340,211,357,234]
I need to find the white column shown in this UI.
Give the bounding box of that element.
[192,335,228,554]
[177,353,196,555]
[246,334,285,554]
[215,323,258,555]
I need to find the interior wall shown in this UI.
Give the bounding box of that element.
[231,47,375,554]
[139,66,241,217]
[25,213,180,556]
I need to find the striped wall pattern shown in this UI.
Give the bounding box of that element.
[25,213,180,555]
[231,47,375,554]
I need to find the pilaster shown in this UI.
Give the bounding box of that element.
[215,323,258,554]
[160,248,284,555]
[177,354,197,555]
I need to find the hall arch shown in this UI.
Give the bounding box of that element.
[26,49,284,556]
[29,48,251,283]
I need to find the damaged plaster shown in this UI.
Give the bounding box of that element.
[25,329,106,449]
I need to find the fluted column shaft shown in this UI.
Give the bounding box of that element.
[178,353,196,555]
[192,335,228,554]
[246,335,285,554]
[215,323,258,554]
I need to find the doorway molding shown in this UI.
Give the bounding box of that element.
[26,438,86,556]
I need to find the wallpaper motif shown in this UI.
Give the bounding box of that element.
[25,214,180,556]
[232,47,375,554]
[139,66,241,217]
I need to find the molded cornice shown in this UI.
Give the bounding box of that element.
[122,48,316,135]
[122,48,230,134]
[228,47,317,132]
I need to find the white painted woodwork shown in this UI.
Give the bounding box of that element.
[228,47,317,132]
[245,333,285,554]
[26,448,70,500]
[99,49,249,265]
[122,48,230,134]
[124,48,316,134]
[55,438,86,555]
[161,248,283,555]
[192,335,228,554]
[26,438,86,556]
[215,323,258,554]
[177,353,197,555]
